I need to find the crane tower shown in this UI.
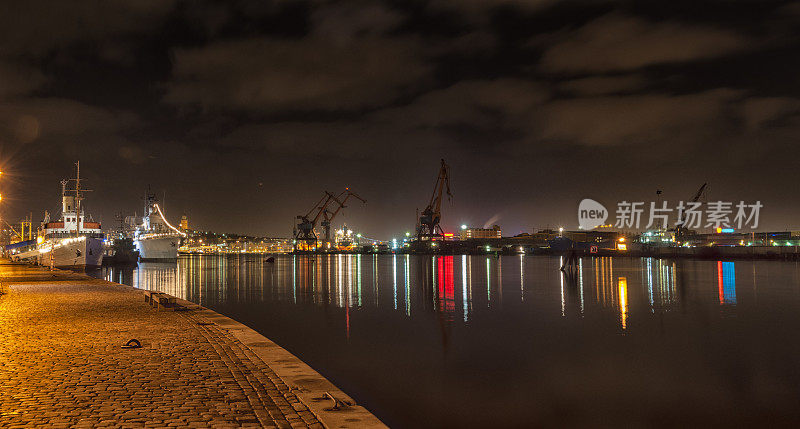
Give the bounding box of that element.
[416,159,452,241]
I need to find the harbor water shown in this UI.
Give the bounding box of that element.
[95,255,800,427]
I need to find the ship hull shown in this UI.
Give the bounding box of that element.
[135,235,180,261]
[37,237,104,268]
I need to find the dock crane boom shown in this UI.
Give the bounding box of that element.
[294,192,337,250]
[416,159,452,240]
[674,182,708,244]
[294,188,366,251]
[321,188,366,247]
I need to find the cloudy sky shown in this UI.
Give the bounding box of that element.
[1,0,799,237]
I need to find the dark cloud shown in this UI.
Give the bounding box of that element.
[0,61,46,97]
[430,0,558,15]
[740,97,800,131]
[539,89,742,146]
[165,35,431,112]
[373,79,548,129]
[559,75,648,96]
[537,89,800,148]
[2,0,800,235]
[0,0,176,56]
[217,78,547,160]
[311,1,404,43]
[0,99,139,146]
[540,13,753,73]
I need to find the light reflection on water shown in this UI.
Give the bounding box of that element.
[96,255,800,428]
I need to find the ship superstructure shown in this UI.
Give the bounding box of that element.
[132,190,185,261]
[334,225,356,251]
[33,162,104,268]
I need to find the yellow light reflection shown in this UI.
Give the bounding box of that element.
[618,276,628,330]
[486,258,491,306]
[392,255,398,310]
[404,255,410,316]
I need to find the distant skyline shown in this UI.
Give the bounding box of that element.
[2,1,800,237]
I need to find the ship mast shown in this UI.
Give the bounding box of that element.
[60,179,67,237]
[69,161,91,237]
[75,161,81,237]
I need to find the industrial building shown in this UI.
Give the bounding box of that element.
[460,225,501,240]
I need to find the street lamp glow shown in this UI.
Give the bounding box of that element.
[461,224,467,230]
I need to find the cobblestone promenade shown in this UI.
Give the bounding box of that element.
[0,262,382,428]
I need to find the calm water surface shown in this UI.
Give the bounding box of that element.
[96,255,800,427]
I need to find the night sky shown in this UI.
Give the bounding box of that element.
[1,0,799,238]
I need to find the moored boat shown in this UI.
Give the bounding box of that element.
[132,190,185,261]
[34,162,104,269]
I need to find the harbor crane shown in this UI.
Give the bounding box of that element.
[320,188,366,248]
[674,182,708,244]
[294,193,337,250]
[416,159,452,241]
[294,188,365,251]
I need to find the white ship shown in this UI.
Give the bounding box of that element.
[132,191,185,261]
[31,162,105,268]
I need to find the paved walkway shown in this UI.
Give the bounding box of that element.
[0,262,384,428]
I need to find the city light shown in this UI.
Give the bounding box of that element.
[153,203,187,237]
[461,224,467,230]
[618,277,629,330]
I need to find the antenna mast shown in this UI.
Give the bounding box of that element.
[68,161,92,237]
[75,161,81,236]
